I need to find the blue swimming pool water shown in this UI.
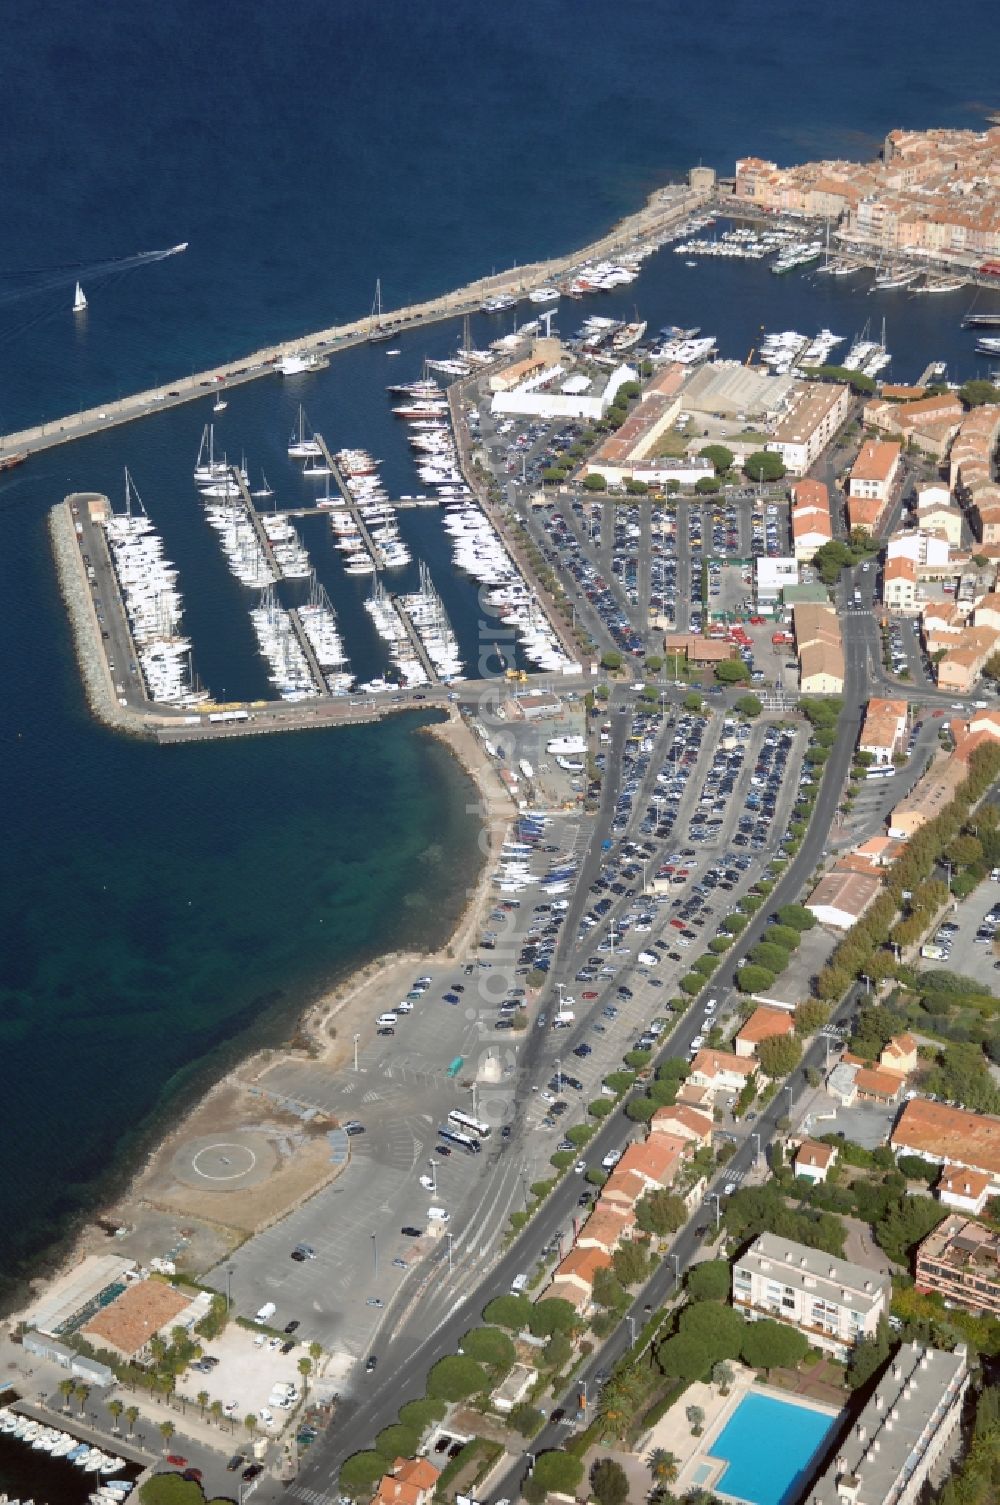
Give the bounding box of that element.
[710,1391,837,1505]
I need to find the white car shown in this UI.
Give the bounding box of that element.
[419,1174,435,1190]
[690,1034,705,1049]
[574,1160,587,1175]
[427,1206,450,1222]
[396,999,414,1013]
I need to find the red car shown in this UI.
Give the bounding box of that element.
[582,990,598,999]
[166,1456,188,1467]
[749,615,765,625]
[669,918,686,930]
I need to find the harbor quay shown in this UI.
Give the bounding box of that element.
[1,180,709,463]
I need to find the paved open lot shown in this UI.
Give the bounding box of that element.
[177,1323,306,1431]
[919,876,1000,988]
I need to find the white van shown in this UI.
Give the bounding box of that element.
[376,1012,398,1028]
[511,1273,528,1294]
[254,1302,276,1325]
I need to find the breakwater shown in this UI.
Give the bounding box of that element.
[1,182,708,461]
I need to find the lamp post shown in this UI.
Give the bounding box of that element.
[447,1232,454,1275]
[751,1132,761,1167]
[785,1084,794,1118]
[554,1059,562,1092]
[353,1032,361,1072]
[371,1232,378,1277]
[429,1158,439,1195]
[627,1314,637,1346]
[670,1252,680,1288]
[226,1265,234,1311]
[709,1192,722,1230]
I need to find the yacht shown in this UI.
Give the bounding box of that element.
[288,405,322,458]
[276,351,323,376]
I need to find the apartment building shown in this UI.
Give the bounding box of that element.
[791,478,833,562]
[688,1048,757,1098]
[883,555,917,612]
[765,382,851,474]
[734,1005,796,1059]
[915,1216,1000,1316]
[805,867,883,930]
[848,441,902,530]
[732,1232,890,1358]
[794,601,845,694]
[805,1343,969,1505]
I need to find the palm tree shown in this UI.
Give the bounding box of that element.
[76,1384,90,1418]
[209,1400,224,1429]
[125,1405,139,1437]
[108,1399,124,1434]
[308,1341,322,1364]
[647,1449,679,1487]
[57,1378,75,1413]
[197,1390,209,1416]
[598,1371,645,1440]
[158,1419,175,1454]
[297,1357,312,1398]
[245,1414,258,1443]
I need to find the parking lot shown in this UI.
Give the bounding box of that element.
[918,876,1000,986]
[176,1323,307,1434]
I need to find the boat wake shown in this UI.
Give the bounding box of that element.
[0,242,189,316]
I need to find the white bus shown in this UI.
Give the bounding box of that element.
[437,1126,482,1154]
[447,1109,492,1140]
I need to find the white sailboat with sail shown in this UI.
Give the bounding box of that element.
[368,278,393,342]
[73,282,87,313]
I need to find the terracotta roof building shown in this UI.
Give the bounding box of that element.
[373,1458,441,1505]
[859,697,909,765]
[805,868,883,929]
[81,1279,194,1364]
[848,440,902,515]
[688,1049,757,1097]
[794,1140,838,1183]
[734,1005,796,1059]
[650,1103,713,1146]
[891,1099,1000,1190]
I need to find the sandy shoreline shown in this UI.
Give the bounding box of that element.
[8,707,514,1325]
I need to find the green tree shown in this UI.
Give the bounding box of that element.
[635,1189,687,1238]
[679,1300,746,1360]
[425,1354,488,1401]
[598,1370,648,1438]
[736,964,776,994]
[875,1195,947,1263]
[542,1331,574,1372]
[125,1404,140,1436]
[583,472,607,491]
[795,1000,829,1035]
[959,379,1000,408]
[740,1319,809,1371]
[648,1448,679,1486]
[699,444,735,475]
[686,1261,732,1303]
[398,1398,446,1432]
[751,941,793,975]
[713,1361,736,1394]
[508,1401,545,1437]
[736,694,763,718]
[744,451,786,482]
[686,1403,706,1435]
[527,1297,577,1336]
[613,1241,650,1287]
[600,649,623,671]
[715,658,751,684]
[339,1451,390,1498]
[58,1378,75,1413]
[460,1326,516,1370]
[847,1318,893,1390]
[375,1424,421,1460]
[158,1419,176,1453]
[525,1450,584,1504]
[757,1035,802,1078]
[195,1390,209,1417]
[592,1267,629,1311]
[483,1293,531,1329]
[947,834,983,869]
[695,475,722,495]
[684,692,704,713]
[591,1457,630,1505]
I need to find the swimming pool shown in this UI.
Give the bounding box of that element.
[709,1390,837,1505]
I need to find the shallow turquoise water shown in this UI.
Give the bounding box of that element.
[710,1391,838,1505]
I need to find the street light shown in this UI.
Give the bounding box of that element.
[751,1132,761,1166]
[554,1059,562,1092]
[784,1084,794,1117]
[627,1314,637,1345]
[371,1232,378,1277]
[709,1192,722,1230]
[226,1264,234,1311]
[429,1158,439,1194]
[447,1232,454,1275]
[353,1032,361,1072]
[670,1252,680,1288]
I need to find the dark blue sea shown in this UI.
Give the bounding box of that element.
[0,0,999,1350]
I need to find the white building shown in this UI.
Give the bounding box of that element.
[756,556,798,606]
[805,1343,968,1505]
[732,1232,891,1358]
[491,361,637,421]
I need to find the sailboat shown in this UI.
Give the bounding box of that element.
[251,471,273,499]
[73,282,87,313]
[368,278,393,342]
[288,405,322,459]
[213,392,228,412]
